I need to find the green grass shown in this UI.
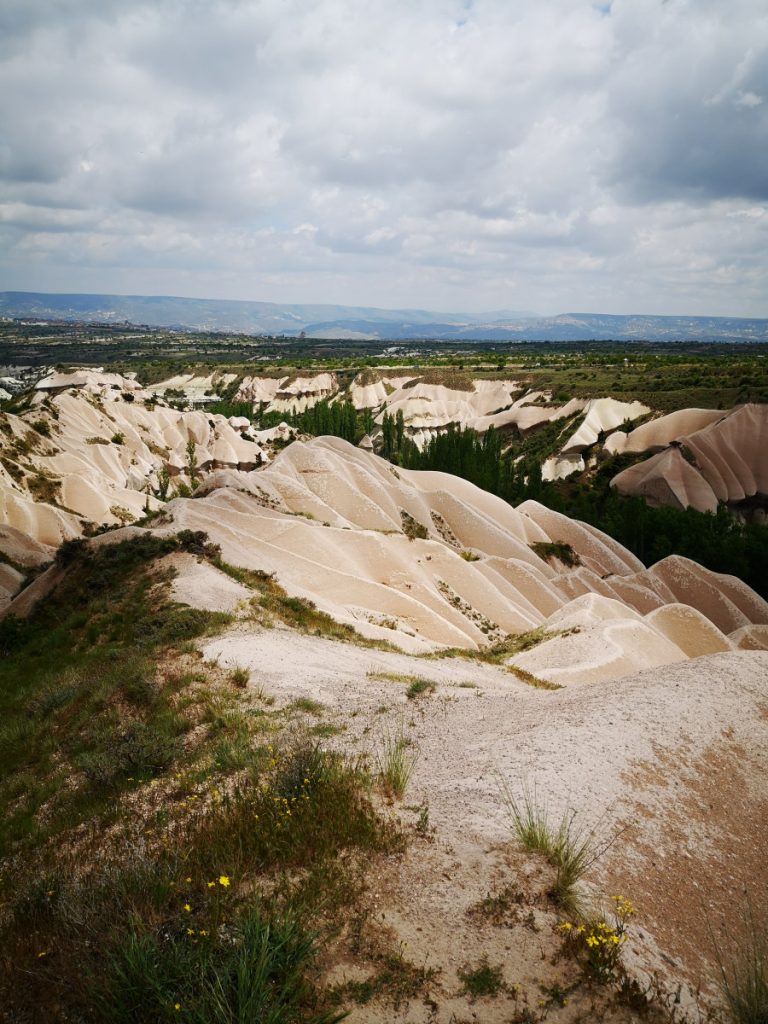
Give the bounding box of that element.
[712,903,768,1024]
[499,782,604,914]
[287,697,326,716]
[90,904,346,1024]
[375,723,418,799]
[457,957,506,1000]
[0,531,402,1022]
[406,678,436,700]
[0,533,233,858]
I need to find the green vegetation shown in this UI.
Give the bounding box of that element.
[500,783,606,914]
[457,957,507,1000]
[215,560,395,649]
[330,947,435,1010]
[712,903,768,1024]
[529,541,581,568]
[375,722,418,799]
[0,531,401,1022]
[406,678,436,700]
[399,509,429,541]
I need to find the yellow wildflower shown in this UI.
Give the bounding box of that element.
[183,904,191,913]
[219,875,230,888]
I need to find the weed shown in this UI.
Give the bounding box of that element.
[406,678,436,700]
[499,782,620,914]
[460,549,480,561]
[332,948,435,1010]
[457,957,506,1000]
[710,900,768,1024]
[368,670,437,697]
[469,884,526,926]
[228,665,250,689]
[375,722,418,799]
[287,697,325,716]
[559,896,635,984]
[309,723,344,739]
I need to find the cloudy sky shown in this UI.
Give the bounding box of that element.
[1,0,766,315]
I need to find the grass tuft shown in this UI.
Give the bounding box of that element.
[711,902,768,1024]
[499,781,617,915]
[457,957,506,1000]
[376,723,418,799]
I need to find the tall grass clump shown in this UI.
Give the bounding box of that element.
[376,723,418,799]
[91,904,347,1024]
[499,779,615,915]
[712,902,768,1024]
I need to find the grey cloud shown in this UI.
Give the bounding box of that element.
[0,0,766,315]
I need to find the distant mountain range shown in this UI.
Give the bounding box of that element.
[2,291,767,342]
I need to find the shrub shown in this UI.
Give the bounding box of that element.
[400,510,429,541]
[529,541,581,568]
[457,957,506,1000]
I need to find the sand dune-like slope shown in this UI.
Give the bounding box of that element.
[559,397,651,453]
[612,403,768,512]
[604,407,723,455]
[133,436,768,681]
[6,428,766,677]
[3,385,767,681]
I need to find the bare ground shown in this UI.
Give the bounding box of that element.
[203,625,768,1023]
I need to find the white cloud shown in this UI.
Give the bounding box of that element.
[0,0,766,315]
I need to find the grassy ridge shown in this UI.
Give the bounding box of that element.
[0,532,399,1022]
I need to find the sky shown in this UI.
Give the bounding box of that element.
[0,0,766,317]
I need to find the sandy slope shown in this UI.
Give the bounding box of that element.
[6,430,768,680]
[202,623,768,1019]
[611,404,768,512]
[147,436,768,684]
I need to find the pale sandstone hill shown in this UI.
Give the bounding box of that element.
[611,403,768,512]
[0,371,264,571]
[3,388,767,681]
[82,436,768,680]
